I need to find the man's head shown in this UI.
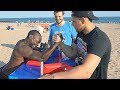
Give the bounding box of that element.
[71,11,98,21]
[71,11,98,32]
[27,30,42,48]
[54,11,65,24]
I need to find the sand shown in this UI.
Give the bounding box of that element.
[0,22,120,79]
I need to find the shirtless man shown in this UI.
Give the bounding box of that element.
[0,30,60,79]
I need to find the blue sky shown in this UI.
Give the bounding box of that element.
[0,11,120,18]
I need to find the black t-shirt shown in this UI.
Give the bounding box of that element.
[75,26,111,79]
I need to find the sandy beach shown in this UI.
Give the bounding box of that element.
[0,22,120,79]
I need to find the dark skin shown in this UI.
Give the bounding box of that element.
[1,30,60,77]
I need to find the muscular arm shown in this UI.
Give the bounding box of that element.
[18,43,60,62]
[18,45,42,61]
[40,42,60,61]
[40,54,101,79]
[59,42,78,59]
[53,34,77,59]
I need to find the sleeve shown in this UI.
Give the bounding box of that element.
[74,33,79,44]
[87,37,107,58]
[69,22,77,39]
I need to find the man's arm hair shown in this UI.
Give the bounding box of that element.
[59,42,78,59]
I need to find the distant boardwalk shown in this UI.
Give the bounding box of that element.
[28,22,50,29]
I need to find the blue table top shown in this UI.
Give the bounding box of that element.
[9,50,77,79]
[9,64,41,79]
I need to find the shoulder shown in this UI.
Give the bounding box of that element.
[64,21,75,31]
[16,39,26,47]
[14,39,30,50]
[94,26,105,35]
[50,23,56,27]
[87,28,111,55]
[94,27,110,41]
[17,40,33,54]
[65,21,72,26]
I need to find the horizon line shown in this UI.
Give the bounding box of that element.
[0,16,120,18]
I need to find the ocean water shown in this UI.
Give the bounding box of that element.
[0,17,120,23]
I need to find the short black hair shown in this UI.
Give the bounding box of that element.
[27,30,41,38]
[54,11,65,15]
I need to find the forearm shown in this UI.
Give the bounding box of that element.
[53,54,101,79]
[28,43,59,62]
[48,40,51,48]
[53,65,89,79]
[59,42,77,59]
[41,43,60,62]
[29,50,43,61]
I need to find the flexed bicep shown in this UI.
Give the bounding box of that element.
[18,45,33,58]
[18,45,42,60]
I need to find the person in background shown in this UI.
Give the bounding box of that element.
[47,11,77,62]
[40,11,111,79]
[48,11,77,47]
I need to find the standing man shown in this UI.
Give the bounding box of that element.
[47,11,77,63]
[40,11,111,79]
[48,11,77,48]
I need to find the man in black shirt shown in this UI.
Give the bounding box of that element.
[40,11,111,79]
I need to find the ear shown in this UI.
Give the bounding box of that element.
[29,35,34,40]
[80,17,85,24]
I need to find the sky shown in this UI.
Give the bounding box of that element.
[0,11,120,18]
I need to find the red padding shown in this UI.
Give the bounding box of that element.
[27,60,73,74]
[27,59,41,66]
[43,63,72,74]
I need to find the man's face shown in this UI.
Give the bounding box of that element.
[72,16,85,32]
[30,36,41,49]
[54,12,64,24]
